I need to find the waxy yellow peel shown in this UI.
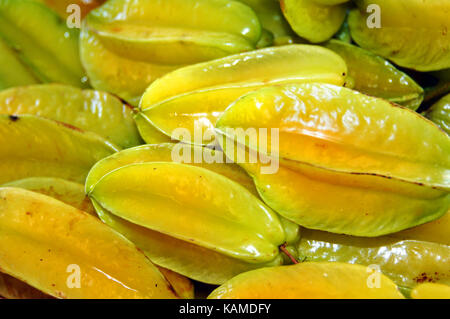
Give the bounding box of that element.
[217,83,450,236]
[349,0,450,71]
[325,40,424,110]
[208,262,404,299]
[92,199,283,285]
[89,162,285,263]
[297,228,450,289]
[0,38,39,90]
[411,283,450,299]
[0,0,448,300]
[85,143,258,196]
[217,84,450,189]
[85,144,300,282]
[0,84,142,148]
[425,93,450,135]
[280,0,349,43]
[0,187,178,299]
[0,115,118,185]
[81,0,262,105]
[0,0,87,88]
[138,45,347,145]
[391,212,450,246]
[141,45,347,107]
[80,27,179,106]
[237,0,297,45]
[3,177,95,216]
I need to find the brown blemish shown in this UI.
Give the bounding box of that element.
[314,143,327,149]
[55,120,84,133]
[414,272,440,284]
[68,217,80,231]
[9,115,19,122]
[56,291,67,299]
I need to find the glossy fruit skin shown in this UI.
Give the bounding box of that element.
[89,162,285,262]
[138,45,347,145]
[297,226,450,290]
[86,143,299,227]
[217,83,450,189]
[0,187,178,299]
[390,212,450,246]
[325,40,424,110]
[216,83,450,236]
[411,283,450,299]
[0,38,39,90]
[80,28,178,107]
[0,114,118,185]
[425,93,450,135]
[236,0,297,45]
[0,0,87,88]
[2,177,95,216]
[85,144,302,235]
[0,1,446,301]
[208,262,404,299]
[140,45,347,107]
[0,84,142,148]
[1,176,193,298]
[85,143,258,196]
[85,142,299,267]
[348,0,450,72]
[92,199,283,285]
[80,0,261,105]
[87,151,288,284]
[280,0,349,43]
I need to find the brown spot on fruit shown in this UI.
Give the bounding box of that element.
[414,272,439,284]
[314,143,327,149]
[55,120,84,133]
[280,0,286,12]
